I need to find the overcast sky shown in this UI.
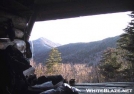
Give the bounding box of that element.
[29,11,131,45]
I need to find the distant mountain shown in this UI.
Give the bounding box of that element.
[29,37,61,63]
[30,36,120,65]
[39,37,61,47]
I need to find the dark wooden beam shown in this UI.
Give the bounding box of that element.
[35,0,134,21]
[25,11,37,41]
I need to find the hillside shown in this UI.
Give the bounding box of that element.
[58,36,119,65]
[30,36,120,65]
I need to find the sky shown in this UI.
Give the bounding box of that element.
[29,11,131,45]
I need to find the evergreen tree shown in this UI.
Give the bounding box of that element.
[45,48,62,75]
[117,11,134,80]
[99,12,134,82]
[117,13,134,62]
[99,48,121,82]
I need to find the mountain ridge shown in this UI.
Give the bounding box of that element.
[30,36,120,64]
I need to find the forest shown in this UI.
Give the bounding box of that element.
[30,12,134,83]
